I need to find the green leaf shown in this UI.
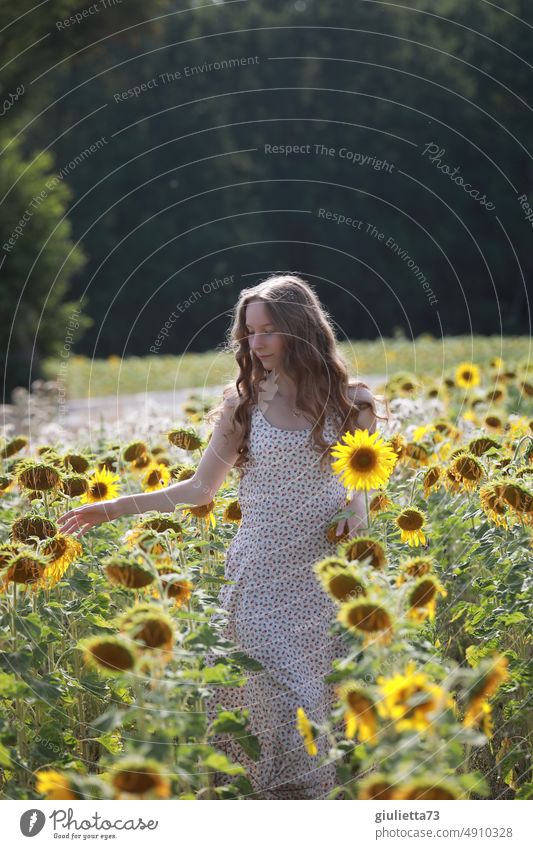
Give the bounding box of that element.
[204,752,245,776]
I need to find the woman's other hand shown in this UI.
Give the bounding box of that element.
[58,499,123,537]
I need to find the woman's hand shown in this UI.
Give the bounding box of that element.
[58,498,123,537]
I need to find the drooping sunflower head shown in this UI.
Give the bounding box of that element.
[388,433,406,462]
[167,427,203,451]
[403,442,431,468]
[81,468,120,503]
[61,474,90,498]
[447,452,485,492]
[468,436,501,457]
[130,452,152,472]
[396,556,434,585]
[377,660,453,732]
[83,635,136,675]
[357,774,398,800]
[62,453,90,473]
[466,654,510,706]
[1,435,29,459]
[330,429,397,491]
[17,462,62,492]
[119,605,175,652]
[406,575,447,622]
[336,682,378,742]
[394,778,461,800]
[395,508,427,547]
[479,482,510,528]
[39,534,83,588]
[501,479,533,519]
[223,499,242,522]
[316,563,367,604]
[455,362,481,389]
[110,757,171,799]
[422,465,442,497]
[184,500,216,527]
[154,566,193,606]
[104,553,156,589]
[369,491,393,514]
[96,454,118,472]
[135,513,183,537]
[2,549,49,586]
[483,411,505,433]
[11,515,58,543]
[341,536,387,570]
[338,598,393,644]
[142,463,171,492]
[122,441,148,463]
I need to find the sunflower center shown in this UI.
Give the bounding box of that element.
[147,471,161,486]
[397,510,423,531]
[350,448,376,472]
[91,482,108,498]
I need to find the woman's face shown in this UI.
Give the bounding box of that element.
[244,301,285,370]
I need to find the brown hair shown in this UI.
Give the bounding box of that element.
[206,274,389,474]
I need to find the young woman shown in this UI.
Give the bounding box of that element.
[59,274,385,800]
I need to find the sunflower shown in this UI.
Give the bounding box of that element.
[464,654,509,730]
[11,515,57,543]
[403,442,431,468]
[479,483,511,528]
[468,436,501,457]
[81,467,120,503]
[357,774,398,800]
[97,454,118,472]
[223,499,242,522]
[501,480,533,523]
[377,660,454,733]
[183,500,216,528]
[142,462,171,492]
[394,778,460,800]
[167,427,203,451]
[130,453,152,472]
[330,429,397,491]
[447,453,485,492]
[2,550,49,587]
[83,635,136,674]
[455,362,481,389]
[295,707,317,757]
[104,554,156,589]
[388,433,406,463]
[0,474,14,494]
[17,462,62,492]
[369,491,392,514]
[395,508,427,547]
[341,536,387,570]
[63,453,90,473]
[154,566,193,606]
[39,534,83,588]
[396,556,434,585]
[483,412,505,434]
[35,769,78,800]
[313,555,351,580]
[61,473,89,497]
[110,757,171,799]
[119,606,174,653]
[338,599,393,645]
[336,682,378,743]
[316,562,366,604]
[406,575,447,622]
[422,465,442,497]
[326,518,350,544]
[1,435,28,459]
[122,441,148,462]
[136,513,183,536]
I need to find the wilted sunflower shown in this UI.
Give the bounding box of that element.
[119,606,174,653]
[341,536,387,570]
[422,465,442,498]
[479,483,510,528]
[403,442,431,468]
[97,454,118,472]
[394,778,460,800]
[330,429,397,491]
[110,757,171,799]
[1,549,49,587]
[183,500,216,528]
[223,499,242,522]
[1,435,28,459]
[369,491,392,514]
[338,599,393,645]
[136,513,183,536]
[455,362,480,389]
[377,660,454,733]
[122,441,148,463]
[396,556,434,586]
[62,474,89,498]
[104,554,156,589]
[83,635,136,674]
[336,682,378,743]
[154,566,193,606]
[11,515,57,543]
[483,412,505,433]
[463,655,509,737]
[18,462,62,492]
[315,562,366,604]
[81,468,120,503]
[39,534,83,588]
[170,464,196,481]
[388,433,406,463]
[167,427,203,451]
[447,452,485,492]
[142,462,171,492]
[406,575,447,622]
[501,479,533,524]
[313,555,351,580]
[63,453,90,473]
[395,508,427,547]
[35,769,78,801]
[468,436,501,457]
[357,774,398,800]
[295,707,317,757]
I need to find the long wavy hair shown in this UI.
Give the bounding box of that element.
[206,274,389,475]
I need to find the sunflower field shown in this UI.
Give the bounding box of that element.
[0,355,532,801]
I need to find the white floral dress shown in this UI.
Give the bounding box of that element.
[204,404,349,799]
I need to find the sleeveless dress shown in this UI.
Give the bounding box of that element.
[204,404,350,800]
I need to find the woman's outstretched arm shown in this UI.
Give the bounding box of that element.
[58,395,241,537]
